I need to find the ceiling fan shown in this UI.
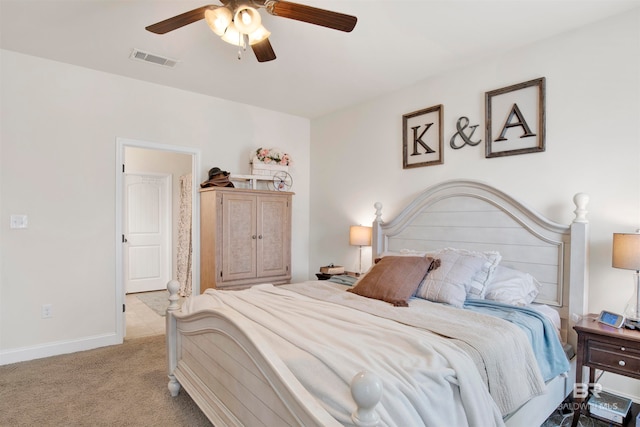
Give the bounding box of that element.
[145,0,358,62]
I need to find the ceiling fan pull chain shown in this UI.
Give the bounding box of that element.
[236,33,250,60]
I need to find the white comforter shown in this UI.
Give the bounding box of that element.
[183,282,543,427]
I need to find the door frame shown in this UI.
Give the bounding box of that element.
[115,137,201,342]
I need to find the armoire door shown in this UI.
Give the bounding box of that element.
[256,194,291,278]
[221,192,257,282]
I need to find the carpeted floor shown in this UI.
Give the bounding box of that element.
[136,290,183,317]
[0,335,211,427]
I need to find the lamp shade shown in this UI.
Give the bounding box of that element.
[248,25,271,45]
[612,233,640,271]
[233,6,261,34]
[204,6,232,36]
[350,226,372,247]
[220,22,243,46]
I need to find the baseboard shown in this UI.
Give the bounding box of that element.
[0,333,121,365]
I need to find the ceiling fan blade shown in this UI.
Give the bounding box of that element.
[252,38,277,62]
[146,5,214,34]
[266,1,357,32]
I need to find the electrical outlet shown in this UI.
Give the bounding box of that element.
[42,304,53,319]
[10,214,28,229]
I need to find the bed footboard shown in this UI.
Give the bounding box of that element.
[166,280,382,427]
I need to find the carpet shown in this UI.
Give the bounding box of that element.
[136,290,183,317]
[0,335,212,427]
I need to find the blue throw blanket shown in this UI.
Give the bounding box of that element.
[464,299,570,382]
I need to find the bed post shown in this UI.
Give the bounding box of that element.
[568,193,589,350]
[351,371,382,427]
[166,279,181,397]
[372,202,384,261]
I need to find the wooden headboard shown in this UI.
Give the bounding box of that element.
[371,179,589,348]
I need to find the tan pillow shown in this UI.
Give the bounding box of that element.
[348,256,439,306]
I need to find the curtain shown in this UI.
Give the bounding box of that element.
[176,173,193,297]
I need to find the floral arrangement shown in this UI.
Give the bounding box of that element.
[253,147,292,166]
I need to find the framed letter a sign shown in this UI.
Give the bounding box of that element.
[403,104,443,169]
[485,77,545,158]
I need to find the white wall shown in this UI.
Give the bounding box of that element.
[310,10,640,398]
[0,50,310,362]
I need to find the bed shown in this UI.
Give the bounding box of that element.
[166,179,590,426]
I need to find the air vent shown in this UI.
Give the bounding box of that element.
[129,49,179,68]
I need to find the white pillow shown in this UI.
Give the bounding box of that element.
[484,265,541,306]
[415,248,501,307]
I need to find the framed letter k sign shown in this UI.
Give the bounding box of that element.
[403,104,444,168]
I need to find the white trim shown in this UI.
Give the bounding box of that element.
[0,333,119,365]
[115,137,201,343]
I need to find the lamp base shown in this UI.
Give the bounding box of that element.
[623,271,640,328]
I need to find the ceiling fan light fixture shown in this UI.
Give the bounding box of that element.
[146,1,358,63]
[233,6,261,34]
[248,25,271,45]
[221,22,243,47]
[204,6,233,36]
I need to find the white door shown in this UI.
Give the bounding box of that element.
[124,173,171,293]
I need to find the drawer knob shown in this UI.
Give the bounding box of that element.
[621,347,626,351]
[619,360,626,367]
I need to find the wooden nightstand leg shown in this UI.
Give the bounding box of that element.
[571,366,597,427]
[571,343,586,427]
[571,384,582,426]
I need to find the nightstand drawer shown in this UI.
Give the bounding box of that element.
[587,341,640,375]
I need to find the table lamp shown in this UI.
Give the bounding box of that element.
[350,225,372,275]
[612,232,640,328]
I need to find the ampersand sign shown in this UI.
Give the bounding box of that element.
[450,116,482,149]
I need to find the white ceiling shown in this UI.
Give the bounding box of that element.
[2,0,639,118]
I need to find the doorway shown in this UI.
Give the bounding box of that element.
[115,138,201,342]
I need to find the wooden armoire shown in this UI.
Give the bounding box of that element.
[199,187,293,292]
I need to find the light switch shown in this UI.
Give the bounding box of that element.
[10,214,28,229]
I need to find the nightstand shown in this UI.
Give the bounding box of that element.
[572,315,640,427]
